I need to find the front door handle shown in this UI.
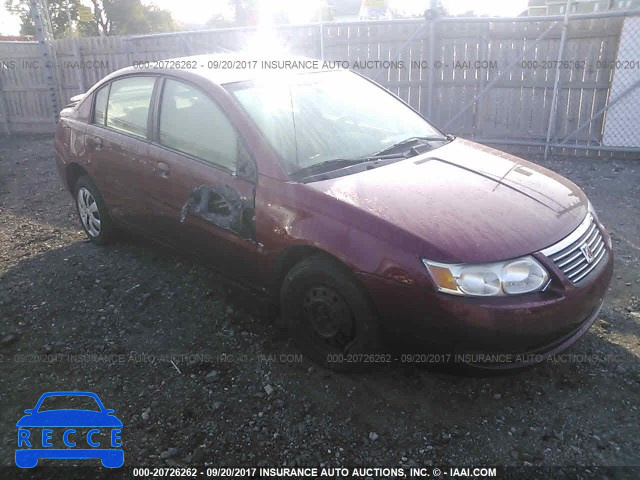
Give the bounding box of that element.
[94,136,103,150]
[153,162,170,178]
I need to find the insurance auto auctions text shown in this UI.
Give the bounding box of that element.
[204,467,498,477]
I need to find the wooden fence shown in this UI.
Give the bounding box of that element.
[0,13,639,152]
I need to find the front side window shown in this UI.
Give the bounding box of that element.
[105,76,155,138]
[228,70,445,175]
[159,79,237,172]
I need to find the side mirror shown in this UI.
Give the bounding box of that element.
[105,409,115,415]
[24,409,34,414]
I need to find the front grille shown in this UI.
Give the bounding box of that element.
[541,214,607,284]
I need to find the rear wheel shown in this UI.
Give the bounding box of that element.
[74,176,115,244]
[280,254,381,372]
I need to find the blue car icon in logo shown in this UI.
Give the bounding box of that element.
[15,391,123,468]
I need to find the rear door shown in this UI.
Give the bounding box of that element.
[85,75,157,226]
[140,77,261,280]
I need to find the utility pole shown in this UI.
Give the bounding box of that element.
[65,0,74,35]
[29,0,62,122]
[544,0,571,160]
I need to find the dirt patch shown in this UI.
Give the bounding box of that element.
[0,136,639,470]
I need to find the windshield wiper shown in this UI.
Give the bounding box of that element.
[292,155,405,182]
[370,135,451,158]
[291,134,454,182]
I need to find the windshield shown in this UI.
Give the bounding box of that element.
[227,70,445,175]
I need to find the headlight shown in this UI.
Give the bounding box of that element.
[422,256,549,297]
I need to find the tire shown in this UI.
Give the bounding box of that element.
[74,175,115,244]
[280,254,381,372]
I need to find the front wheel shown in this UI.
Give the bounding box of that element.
[74,176,115,244]
[280,254,381,372]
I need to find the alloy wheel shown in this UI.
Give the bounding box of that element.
[76,187,102,237]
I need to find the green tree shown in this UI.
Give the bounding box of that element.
[100,0,178,35]
[5,0,81,38]
[205,0,236,29]
[4,0,178,38]
[234,0,258,26]
[204,0,259,28]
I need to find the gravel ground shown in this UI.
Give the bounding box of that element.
[0,136,638,473]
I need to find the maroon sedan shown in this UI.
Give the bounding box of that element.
[54,55,613,371]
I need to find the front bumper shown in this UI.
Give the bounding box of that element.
[453,298,603,370]
[357,234,613,369]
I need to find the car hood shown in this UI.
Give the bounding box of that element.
[305,138,587,263]
[16,410,123,428]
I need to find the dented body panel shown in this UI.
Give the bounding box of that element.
[53,54,613,363]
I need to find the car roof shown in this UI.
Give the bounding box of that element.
[113,53,338,86]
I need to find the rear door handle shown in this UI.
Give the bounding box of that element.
[94,136,103,150]
[153,162,170,178]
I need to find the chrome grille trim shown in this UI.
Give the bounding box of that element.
[572,245,606,283]
[540,213,593,257]
[551,222,597,262]
[540,213,607,285]
[557,249,584,269]
[566,241,604,279]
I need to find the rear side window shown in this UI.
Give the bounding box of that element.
[159,79,237,172]
[106,76,155,138]
[93,85,109,126]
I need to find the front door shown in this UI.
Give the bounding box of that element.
[141,77,261,281]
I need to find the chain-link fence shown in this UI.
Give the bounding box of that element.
[601,16,640,149]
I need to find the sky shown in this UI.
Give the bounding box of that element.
[0,5,21,35]
[0,0,530,36]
